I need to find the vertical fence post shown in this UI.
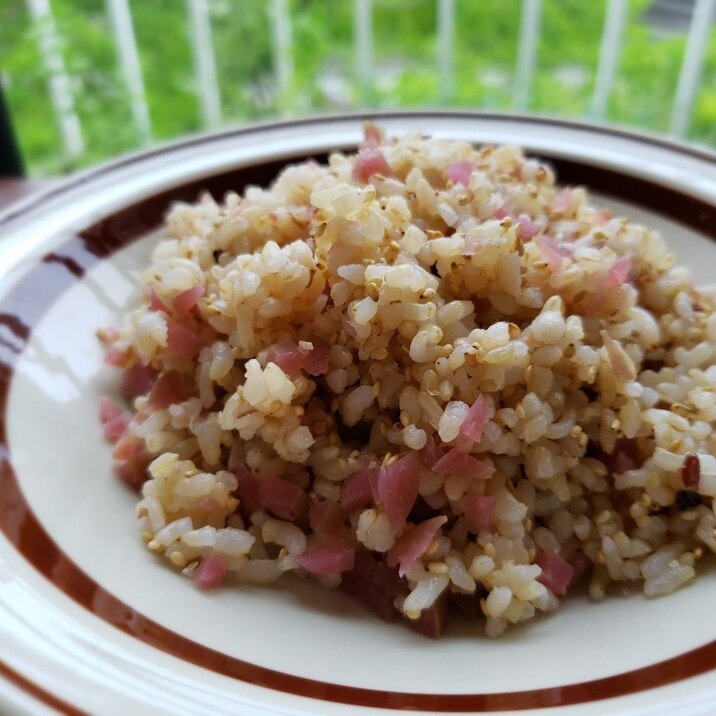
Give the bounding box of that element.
[105,0,152,144]
[670,0,716,138]
[437,0,456,103]
[590,0,627,121]
[513,0,542,112]
[187,0,222,129]
[269,0,294,113]
[25,0,84,161]
[353,0,374,104]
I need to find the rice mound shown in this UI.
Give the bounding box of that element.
[101,124,716,638]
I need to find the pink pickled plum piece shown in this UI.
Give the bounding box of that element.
[104,346,129,367]
[112,433,143,461]
[309,498,345,536]
[231,463,262,513]
[375,452,422,530]
[340,466,377,512]
[446,161,474,187]
[149,287,169,312]
[267,338,330,376]
[167,321,203,359]
[100,396,124,423]
[387,516,448,577]
[100,396,131,442]
[117,454,151,490]
[459,395,495,442]
[431,447,494,480]
[340,549,400,622]
[114,436,152,490]
[258,474,308,521]
[267,343,305,373]
[462,494,496,534]
[361,124,382,150]
[535,234,569,273]
[172,285,205,313]
[99,327,120,343]
[354,150,392,183]
[551,187,573,213]
[569,552,591,586]
[420,435,445,469]
[193,554,229,589]
[516,215,541,239]
[614,449,637,475]
[120,362,157,400]
[607,256,632,288]
[302,336,330,376]
[463,234,488,257]
[297,541,355,575]
[537,552,574,596]
[149,371,193,409]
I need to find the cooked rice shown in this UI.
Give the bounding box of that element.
[101,124,716,637]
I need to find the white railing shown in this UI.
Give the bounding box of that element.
[187,0,223,130]
[670,0,716,136]
[17,0,716,164]
[105,0,152,145]
[25,0,84,161]
[353,0,374,105]
[591,0,628,120]
[437,0,455,103]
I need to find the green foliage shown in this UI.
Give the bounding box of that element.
[131,0,202,140]
[2,0,716,175]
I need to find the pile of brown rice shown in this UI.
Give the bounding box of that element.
[101,124,716,637]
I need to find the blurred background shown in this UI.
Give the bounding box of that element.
[2,0,716,177]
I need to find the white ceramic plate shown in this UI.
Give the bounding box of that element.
[2,112,716,716]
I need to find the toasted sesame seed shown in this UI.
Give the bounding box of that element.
[427,562,449,575]
[169,551,187,568]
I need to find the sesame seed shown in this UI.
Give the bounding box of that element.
[427,562,449,575]
[169,551,187,568]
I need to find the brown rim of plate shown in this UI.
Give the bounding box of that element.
[2,122,716,713]
[0,659,89,716]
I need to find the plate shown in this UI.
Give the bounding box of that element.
[2,112,716,716]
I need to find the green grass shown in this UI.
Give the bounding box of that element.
[2,0,716,175]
